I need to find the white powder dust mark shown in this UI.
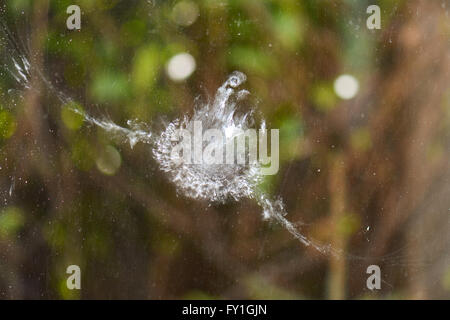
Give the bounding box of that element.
[75,111,153,148]
[153,71,262,203]
[153,71,338,256]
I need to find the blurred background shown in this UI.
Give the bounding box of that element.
[0,0,449,299]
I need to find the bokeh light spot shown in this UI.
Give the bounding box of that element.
[334,74,359,100]
[166,53,196,82]
[96,145,122,176]
[172,1,199,27]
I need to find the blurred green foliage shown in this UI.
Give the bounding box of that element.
[0,206,25,238]
[0,109,17,139]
